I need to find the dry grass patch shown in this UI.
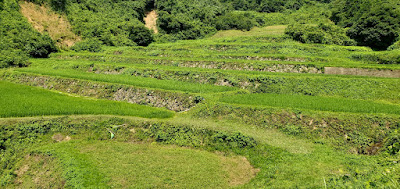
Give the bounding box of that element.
[14,154,65,188]
[211,25,287,38]
[19,1,80,48]
[220,155,260,186]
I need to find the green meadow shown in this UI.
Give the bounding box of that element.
[221,93,400,114]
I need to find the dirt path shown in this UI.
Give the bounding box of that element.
[144,10,158,33]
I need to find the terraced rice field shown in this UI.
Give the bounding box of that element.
[2,26,400,188]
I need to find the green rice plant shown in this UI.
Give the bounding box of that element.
[0,80,174,118]
[220,93,400,115]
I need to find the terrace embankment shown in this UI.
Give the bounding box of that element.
[325,67,400,78]
[54,54,400,78]
[1,72,197,111]
[54,54,324,74]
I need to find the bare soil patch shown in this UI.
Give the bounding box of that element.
[19,1,80,48]
[144,10,158,33]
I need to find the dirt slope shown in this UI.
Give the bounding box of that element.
[144,10,158,33]
[19,1,80,48]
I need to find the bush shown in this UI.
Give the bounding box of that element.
[0,49,29,68]
[383,130,400,155]
[215,11,258,31]
[388,40,400,51]
[128,25,154,46]
[285,23,356,45]
[71,39,103,52]
[220,0,305,12]
[24,34,58,58]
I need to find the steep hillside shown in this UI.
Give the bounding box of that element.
[19,1,80,48]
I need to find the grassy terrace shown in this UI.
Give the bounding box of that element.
[21,58,400,104]
[46,25,400,70]
[0,80,174,118]
[221,93,400,115]
[2,24,400,188]
[52,45,400,70]
[16,67,235,94]
[37,141,255,188]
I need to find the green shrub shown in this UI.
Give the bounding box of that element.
[156,0,224,40]
[215,11,258,31]
[0,49,29,68]
[24,34,58,58]
[71,39,103,52]
[128,25,154,46]
[383,130,400,155]
[285,23,356,45]
[388,40,400,51]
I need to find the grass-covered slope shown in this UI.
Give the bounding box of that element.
[221,93,400,114]
[1,1,400,187]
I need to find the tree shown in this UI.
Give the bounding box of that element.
[128,25,154,46]
[347,6,400,50]
[331,0,400,50]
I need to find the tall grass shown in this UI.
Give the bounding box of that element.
[0,80,174,118]
[220,93,400,114]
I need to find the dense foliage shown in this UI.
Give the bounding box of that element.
[285,23,356,45]
[215,11,258,31]
[71,39,103,52]
[331,0,400,50]
[156,0,225,40]
[0,0,57,68]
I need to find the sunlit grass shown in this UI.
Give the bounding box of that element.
[221,93,400,114]
[0,80,174,118]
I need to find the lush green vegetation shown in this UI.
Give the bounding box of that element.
[1,117,400,188]
[2,0,400,187]
[0,80,173,118]
[331,0,400,50]
[0,0,57,67]
[220,93,400,114]
[285,23,356,45]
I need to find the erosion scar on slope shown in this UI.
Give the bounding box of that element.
[144,10,158,34]
[19,1,80,48]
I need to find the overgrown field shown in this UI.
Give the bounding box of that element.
[1,20,400,188]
